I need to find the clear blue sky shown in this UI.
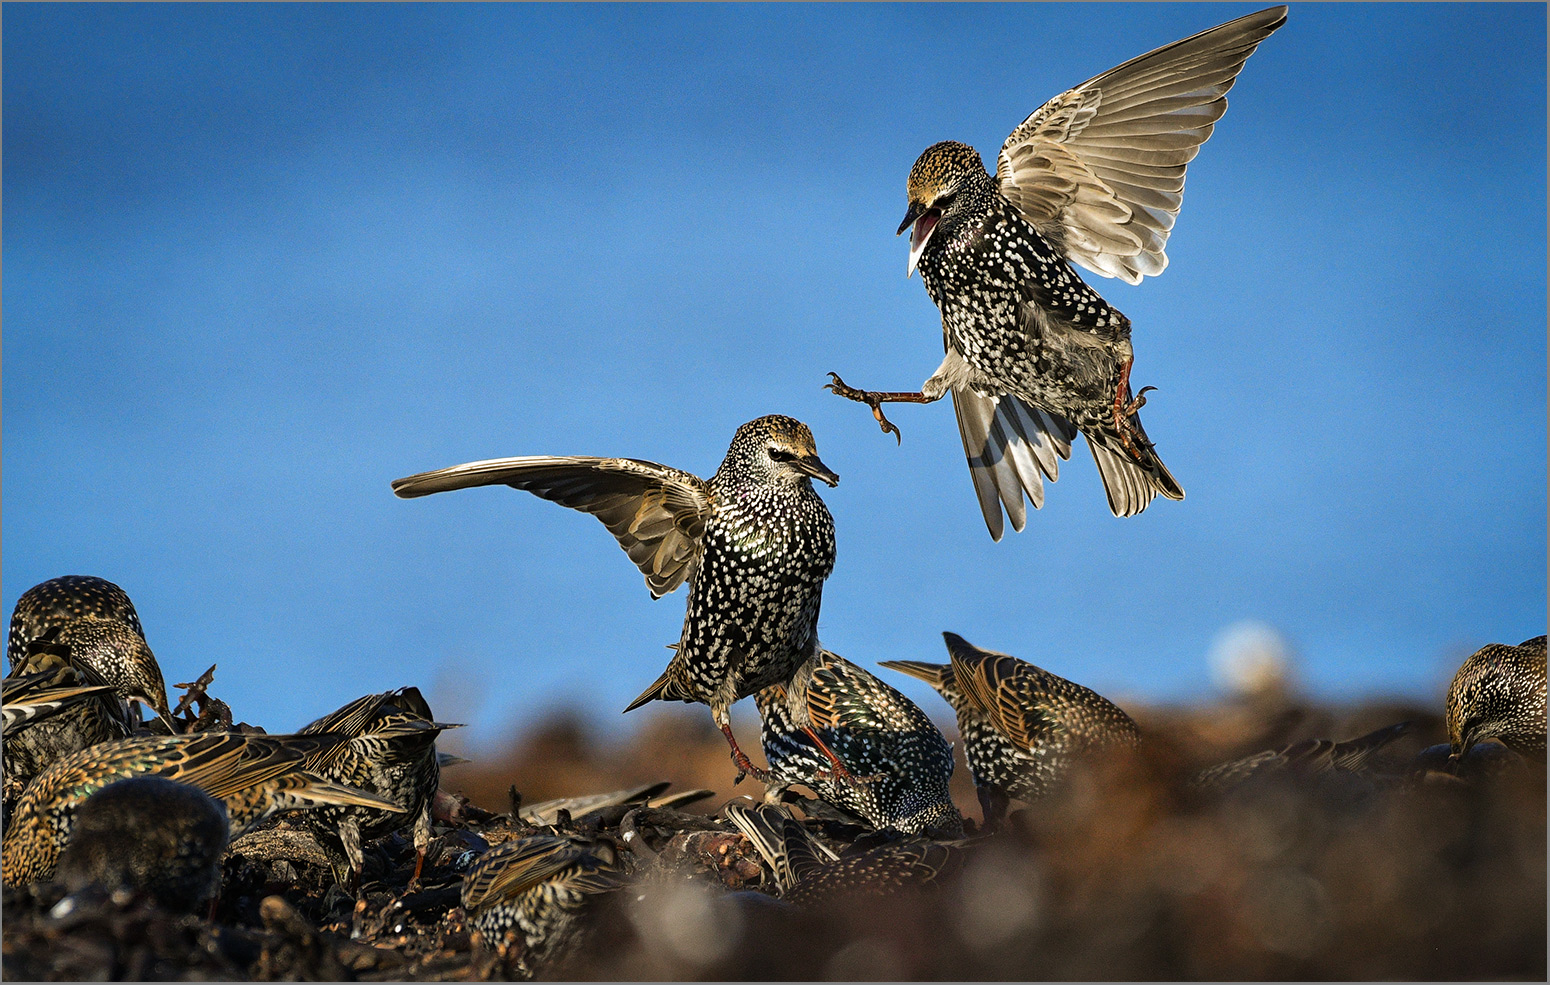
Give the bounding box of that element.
[5,4,1544,749]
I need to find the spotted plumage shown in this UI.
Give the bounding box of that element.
[1191,721,1415,792]
[1,732,403,884]
[296,686,460,888]
[460,832,630,978]
[724,801,961,907]
[1446,635,1547,759]
[881,632,1139,823]
[828,7,1285,535]
[3,636,138,814]
[54,775,230,913]
[392,415,840,781]
[6,575,171,718]
[756,649,963,838]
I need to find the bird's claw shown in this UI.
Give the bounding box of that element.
[825,372,903,444]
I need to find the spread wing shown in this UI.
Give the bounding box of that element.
[996,6,1286,284]
[392,456,714,598]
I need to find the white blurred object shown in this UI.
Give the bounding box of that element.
[1209,621,1295,699]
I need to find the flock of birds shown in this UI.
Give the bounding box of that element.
[4,6,1545,981]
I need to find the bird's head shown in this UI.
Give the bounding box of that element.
[899,141,992,277]
[729,415,839,489]
[1446,670,1505,760]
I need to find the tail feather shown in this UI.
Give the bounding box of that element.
[623,663,694,713]
[723,801,830,893]
[1085,427,1183,518]
[952,388,1076,540]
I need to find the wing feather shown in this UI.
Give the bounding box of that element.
[392,455,714,598]
[997,6,1286,284]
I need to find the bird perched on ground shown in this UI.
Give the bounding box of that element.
[882,632,1139,823]
[1190,720,1415,792]
[756,648,963,838]
[1446,635,1547,760]
[53,775,230,914]
[724,801,961,907]
[1,731,403,885]
[826,7,1286,535]
[296,687,461,890]
[460,831,631,978]
[392,415,845,783]
[6,575,172,719]
[2,637,139,813]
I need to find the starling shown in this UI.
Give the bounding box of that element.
[296,686,461,889]
[827,7,1286,535]
[756,648,964,838]
[6,575,172,718]
[3,637,138,813]
[724,801,961,907]
[53,775,229,914]
[1,731,403,885]
[1446,635,1547,760]
[392,415,845,782]
[1190,720,1415,792]
[881,632,1139,824]
[460,831,630,978]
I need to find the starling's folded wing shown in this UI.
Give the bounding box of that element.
[392,456,714,598]
[943,633,1051,753]
[996,6,1286,284]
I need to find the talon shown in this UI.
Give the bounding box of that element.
[825,372,905,443]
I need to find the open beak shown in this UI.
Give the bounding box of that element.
[898,202,940,279]
[795,454,839,488]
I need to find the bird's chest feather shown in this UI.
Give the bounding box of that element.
[921,208,1131,406]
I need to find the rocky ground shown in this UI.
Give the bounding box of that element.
[2,694,1545,981]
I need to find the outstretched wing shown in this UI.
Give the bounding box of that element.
[392,456,714,598]
[997,6,1286,284]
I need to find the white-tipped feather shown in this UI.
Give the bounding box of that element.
[952,388,1079,539]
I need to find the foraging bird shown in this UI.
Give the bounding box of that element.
[1190,720,1415,792]
[6,575,172,718]
[392,415,844,782]
[827,7,1286,535]
[1,731,403,884]
[1446,635,1547,760]
[756,649,963,837]
[296,687,460,890]
[460,832,631,978]
[724,801,960,907]
[881,632,1139,823]
[54,775,230,914]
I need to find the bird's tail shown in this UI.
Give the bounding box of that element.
[951,388,1077,541]
[623,664,695,713]
[1084,406,1184,518]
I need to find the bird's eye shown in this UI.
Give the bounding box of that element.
[934,190,958,209]
[768,447,796,462]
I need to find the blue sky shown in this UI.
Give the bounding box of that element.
[4,3,1544,749]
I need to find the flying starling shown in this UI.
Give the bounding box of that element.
[724,801,961,907]
[53,775,230,914]
[827,7,1286,535]
[296,686,461,890]
[392,415,845,783]
[3,636,138,813]
[1446,635,1547,760]
[6,575,172,718]
[756,648,964,838]
[1,731,403,885]
[460,831,631,978]
[1190,720,1415,792]
[881,632,1139,823]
